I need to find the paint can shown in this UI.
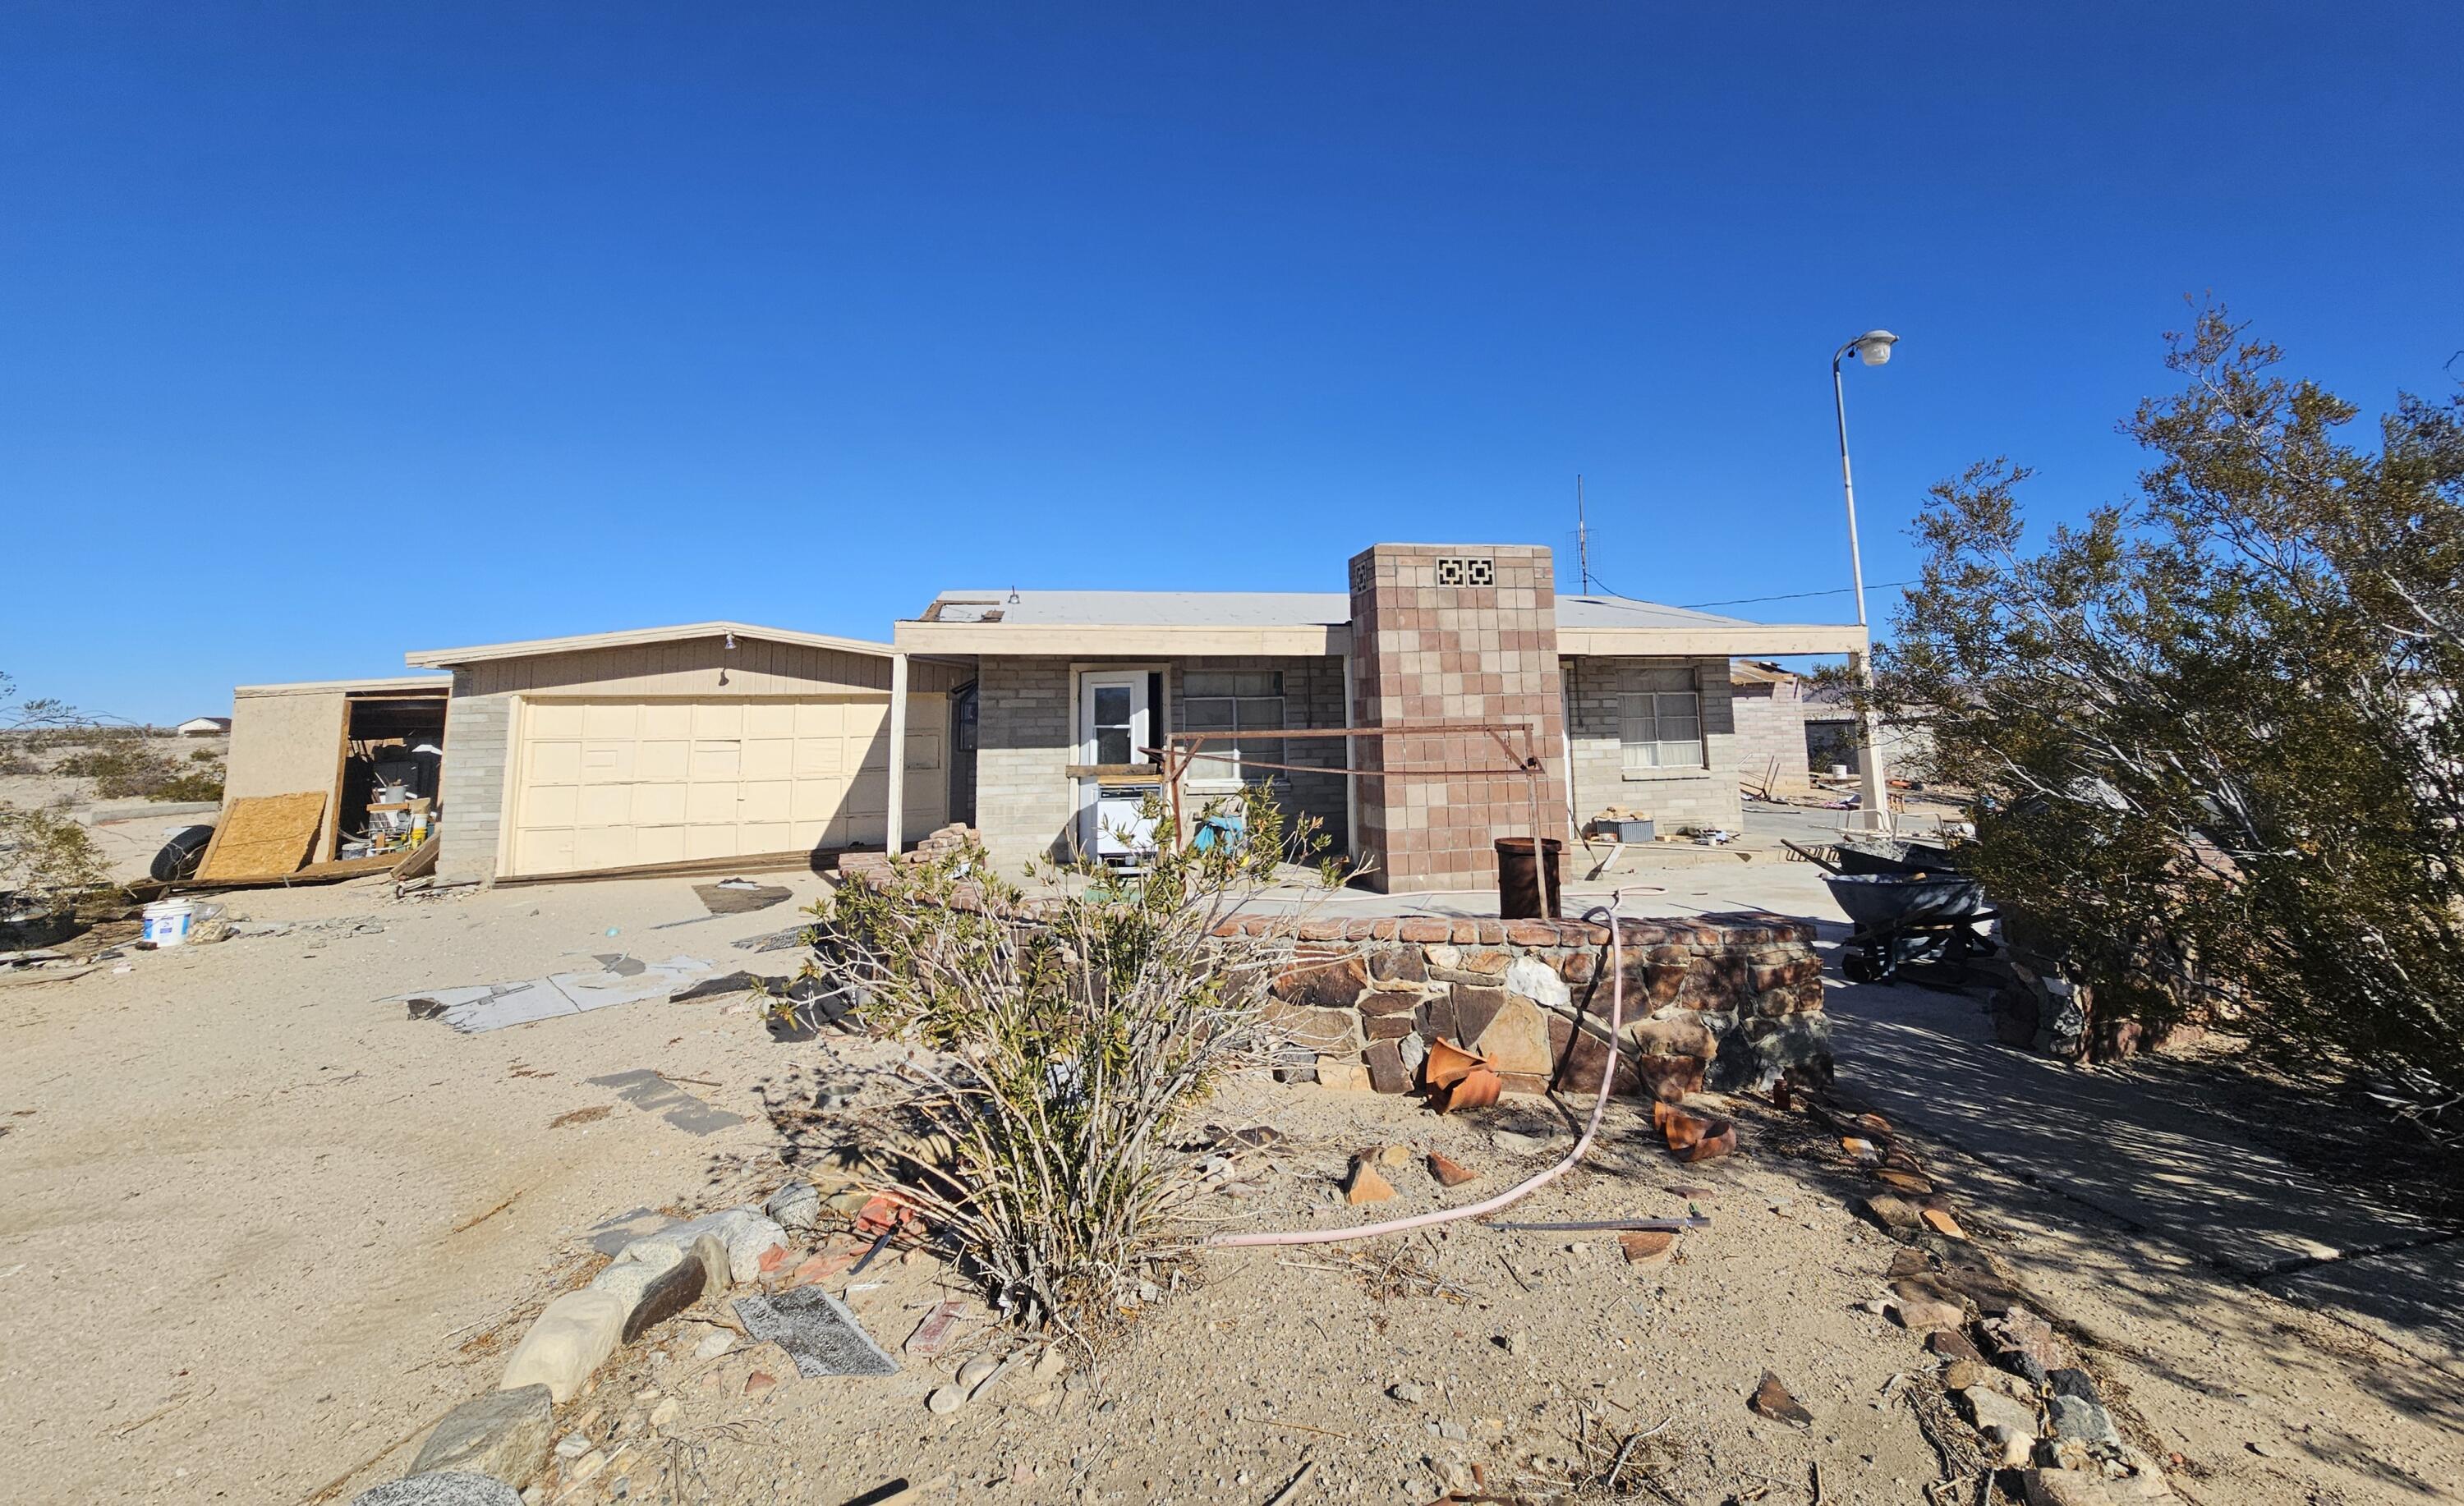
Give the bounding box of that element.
[140,899,196,948]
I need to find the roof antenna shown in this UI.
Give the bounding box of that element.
[1576,475,1593,595]
[1007,585,1020,604]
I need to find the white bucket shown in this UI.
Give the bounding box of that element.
[142,899,195,948]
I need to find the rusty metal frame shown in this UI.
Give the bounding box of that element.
[1151,720,1550,864]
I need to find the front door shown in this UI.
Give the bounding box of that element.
[1077,670,1153,856]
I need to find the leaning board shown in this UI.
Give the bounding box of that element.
[196,792,328,883]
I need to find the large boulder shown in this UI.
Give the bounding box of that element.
[499,1290,628,1403]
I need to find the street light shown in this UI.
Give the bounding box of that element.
[1831,328,1897,830]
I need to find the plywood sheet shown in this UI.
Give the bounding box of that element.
[198,792,327,883]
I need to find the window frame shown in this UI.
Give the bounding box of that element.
[1620,688,1707,774]
[1180,669,1287,790]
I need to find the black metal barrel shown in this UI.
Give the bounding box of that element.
[1494,836,1564,919]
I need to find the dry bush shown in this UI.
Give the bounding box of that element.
[802,787,1345,1338]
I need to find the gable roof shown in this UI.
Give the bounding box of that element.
[406,621,896,669]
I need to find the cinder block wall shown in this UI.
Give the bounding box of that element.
[1562,657,1743,836]
[970,654,1353,875]
[435,674,513,884]
[971,656,1078,870]
[1730,676,1812,792]
[1349,544,1567,892]
[1169,655,1349,861]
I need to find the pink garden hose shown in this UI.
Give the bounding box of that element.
[1207,892,1636,1248]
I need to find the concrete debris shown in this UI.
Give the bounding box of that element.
[395,956,718,1033]
[347,1473,523,1506]
[732,1287,898,1379]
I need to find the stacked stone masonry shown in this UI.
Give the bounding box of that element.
[1233,911,1830,1096]
[841,837,1832,1099]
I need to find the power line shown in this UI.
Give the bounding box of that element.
[1574,577,1921,611]
[1676,579,1919,610]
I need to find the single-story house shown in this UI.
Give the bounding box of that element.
[894,542,1873,890]
[218,541,1882,889]
[176,715,233,737]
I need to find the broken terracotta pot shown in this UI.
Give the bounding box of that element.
[1430,1066,1501,1114]
[1423,1040,1487,1089]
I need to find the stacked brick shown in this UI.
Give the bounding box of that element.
[1243,913,1830,1097]
[1348,544,1568,893]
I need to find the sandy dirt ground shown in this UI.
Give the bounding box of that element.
[3,847,2457,1505]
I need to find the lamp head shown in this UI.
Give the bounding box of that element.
[1850,329,1898,367]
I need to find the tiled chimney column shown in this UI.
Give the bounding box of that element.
[1348,544,1566,893]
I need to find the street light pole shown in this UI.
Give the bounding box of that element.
[1831,329,1897,833]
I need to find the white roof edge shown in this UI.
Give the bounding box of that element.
[234,674,453,696]
[405,621,898,668]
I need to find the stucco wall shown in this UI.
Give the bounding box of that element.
[1561,656,1743,836]
[435,635,967,884]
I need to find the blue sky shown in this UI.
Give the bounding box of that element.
[4,4,2459,721]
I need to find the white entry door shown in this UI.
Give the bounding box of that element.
[1076,670,1152,856]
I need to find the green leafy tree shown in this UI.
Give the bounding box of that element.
[1867,308,2464,1145]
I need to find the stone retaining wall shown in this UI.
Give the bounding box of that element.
[1234,911,1829,1099]
[839,837,1833,1099]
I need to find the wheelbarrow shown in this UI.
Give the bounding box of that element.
[1821,870,1998,983]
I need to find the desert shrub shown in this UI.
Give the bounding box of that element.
[801,786,1342,1336]
[1869,307,2464,1147]
[0,801,108,902]
[151,769,225,802]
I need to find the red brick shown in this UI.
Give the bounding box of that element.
[1398,918,1450,944]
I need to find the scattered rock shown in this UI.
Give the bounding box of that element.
[1860,1194,1925,1233]
[926,1384,967,1416]
[1492,1128,1552,1157]
[648,1398,680,1429]
[1922,1208,1969,1239]
[348,1474,522,1506]
[1030,1347,1067,1382]
[1369,1144,1414,1169]
[763,1181,822,1234]
[2048,1367,2102,1403]
[2048,1394,2122,1446]
[1618,1231,1677,1268]
[1748,1371,1812,1428]
[621,1256,708,1343]
[500,1290,630,1403]
[1889,1278,1968,1331]
[723,1217,793,1283]
[742,1371,775,1398]
[553,1435,591,1461]
[692,1329,733,1361]
[408,1384,555,1487]
[1959,1387,2041,1468]
[957,1356,1000,1389]
[2020,1468,2118,1505]
[1388,1382,1427,1404]
[568,1449,607,1483]
[1427,1151,1479,1187]
[1345,1160,1395,1205]
[1927,1329,1983,1363]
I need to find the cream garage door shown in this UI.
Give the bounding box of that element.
[508,697,944,877]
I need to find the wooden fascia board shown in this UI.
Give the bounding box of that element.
[1556,624,1869,658]
[405,621,897,668]
[892,622,1351,657]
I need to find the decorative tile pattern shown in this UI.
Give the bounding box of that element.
[1347,544,1567,892]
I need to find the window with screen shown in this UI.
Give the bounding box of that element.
[1181,670,1285,785]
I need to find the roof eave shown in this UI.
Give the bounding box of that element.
[1557,623,1869,658]
[894,621,1353,657]
[406,621,898,669]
